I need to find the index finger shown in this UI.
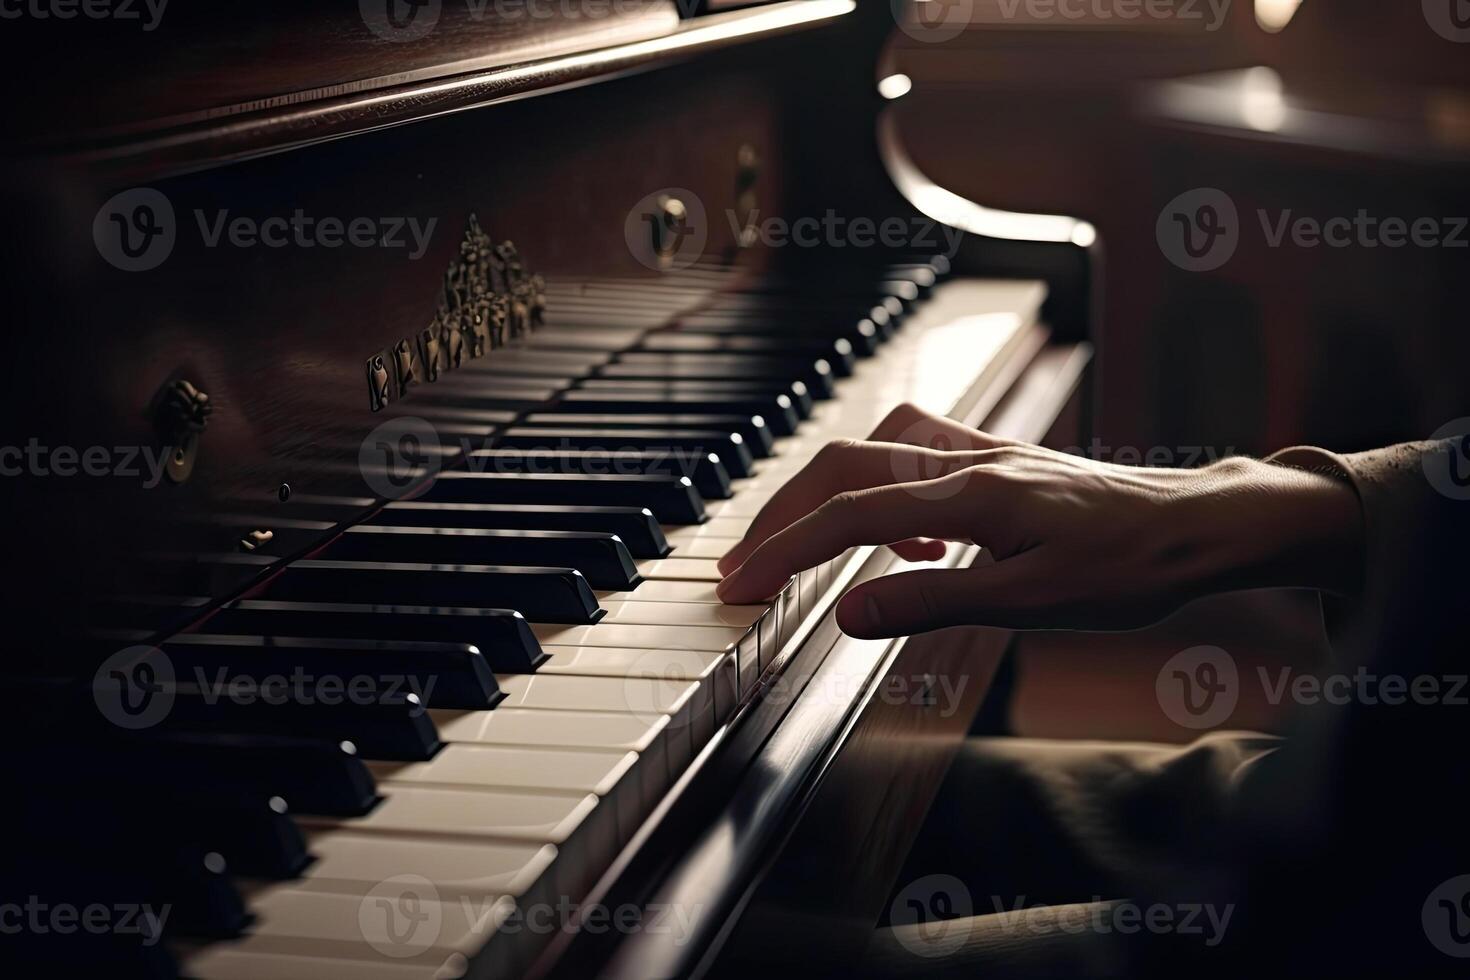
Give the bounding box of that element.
[716,440,988,574]
[716,473,982,603]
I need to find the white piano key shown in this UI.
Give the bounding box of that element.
[367,745,644,844]
[599,599,774,674]
[535,622,753,700]
[296,831,558,902]
[430,707,673,800]
[633,557,724,581]
[663,517,751,542]
[300,786,612,900]
[494,672,707,769]
[666,537,739,560]
[536,646,739,724]
[700,494,773,519]
[234,884,502,969]
[532,622,746,651]
[600,599,763,628]
[596,580,724,603]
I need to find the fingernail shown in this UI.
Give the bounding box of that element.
[716,568,741,601]
[716,546,744,576]
[864,594,881,630]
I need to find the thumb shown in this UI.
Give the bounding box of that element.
[834,555,1046,638]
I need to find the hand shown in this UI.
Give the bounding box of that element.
[716,404,1363,638]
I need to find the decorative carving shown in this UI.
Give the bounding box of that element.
[366,353,393,412]
[440,309,465,369]
[364,214,544,409]
[391,337,418,396]
[418,322,443,382]
[152,378,213,483]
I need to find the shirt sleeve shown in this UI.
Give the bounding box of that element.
[1264,439,1458,649]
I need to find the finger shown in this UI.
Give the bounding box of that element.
[869,402,1018,452]
[888,538,948,562]
[717,475,982,603]
[835,553,1051,638]
[717,440,992,574]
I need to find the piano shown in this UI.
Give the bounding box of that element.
[0,2,1093,976]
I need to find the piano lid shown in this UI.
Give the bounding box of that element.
[2,0,854,180]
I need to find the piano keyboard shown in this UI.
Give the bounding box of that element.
[22,263,1044,980]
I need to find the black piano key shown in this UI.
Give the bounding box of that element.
[518,413,774,458]
[162,683,441,762]
[12,800,253,939]
[416,471,707,524]
[555,387,799,434]
[164,632,503,710]
[882,262,942,291]
[125,731,379,816]
[670,315,882,354]
[140,847,253,939]
[23,732,379,817]
[44,786,313,881]
[171,793,312,880]
[576,377,816,417]
[464,447,733,499]
[722,278,920,304]
[267,559,605,624]
[556,390,801,435]
[605,354,840,394]
[634,333,858,374]
[200,598,546,671]
[404,381,564,409]
[373,502,670,559]
[573,376,823,417]
[323,525,642,591]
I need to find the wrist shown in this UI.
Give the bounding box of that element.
[1169,456,1365,598]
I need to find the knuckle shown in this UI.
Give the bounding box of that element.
[822,490,862,514]
[979,445,1029,467]
[823,437,862,456]
[892,401,924,424]
[812,438,850,467]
